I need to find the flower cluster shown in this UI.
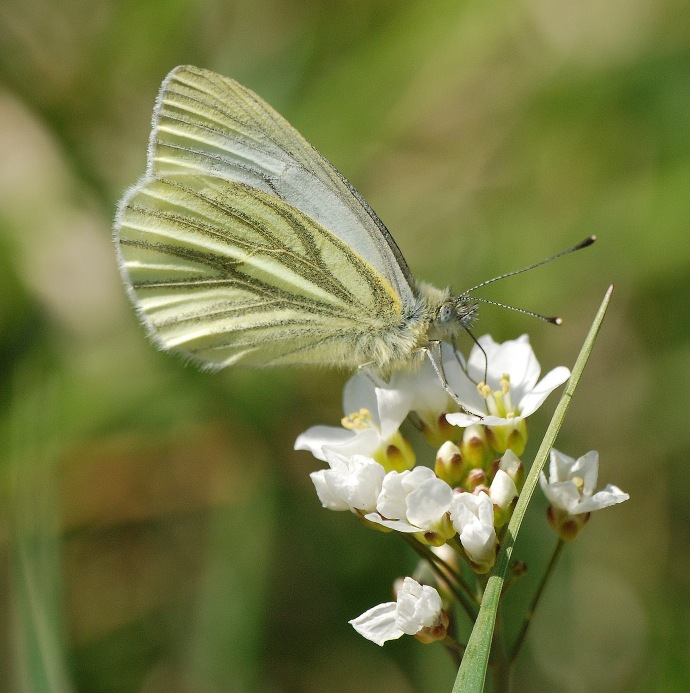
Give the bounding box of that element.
[296,334,628,646]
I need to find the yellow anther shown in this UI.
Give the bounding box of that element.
[477,382,492,398]
[341,408,373,430]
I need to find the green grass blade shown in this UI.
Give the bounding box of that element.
[452,284,614,693]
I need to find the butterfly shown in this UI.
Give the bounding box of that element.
[114,65,586,387]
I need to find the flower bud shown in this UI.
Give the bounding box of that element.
[459,424,491,469]
[465,468,487,492]
[435,441,464,487]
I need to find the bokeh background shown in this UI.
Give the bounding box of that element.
[0,0,688,691]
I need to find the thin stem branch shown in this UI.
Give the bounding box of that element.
[509,538,565,662]
[403,536,480,621]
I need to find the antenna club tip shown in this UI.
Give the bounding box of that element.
[551,317,563,326]
[579,235,596,249]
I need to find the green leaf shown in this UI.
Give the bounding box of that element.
[452,284,615,693]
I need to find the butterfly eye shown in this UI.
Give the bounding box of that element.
[438,302,456,324]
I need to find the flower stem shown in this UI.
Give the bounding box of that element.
[404,537,479,620]
[509,538,565,662]
[443,635,466,668]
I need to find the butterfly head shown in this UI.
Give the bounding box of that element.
[438,295,478,337]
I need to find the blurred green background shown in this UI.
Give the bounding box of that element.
[0,0,688,691]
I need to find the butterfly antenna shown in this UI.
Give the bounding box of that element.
[464,235,596,294]
[470,297,562,325]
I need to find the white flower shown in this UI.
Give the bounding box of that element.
[540,449,629,515]
[310,452,385,513]
[365,467,455,544]
[449,491,498,573]
[349,577,447,646]
[295,371,414,471]
[445,334,570,428]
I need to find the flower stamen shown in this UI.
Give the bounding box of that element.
[342,408,374,430]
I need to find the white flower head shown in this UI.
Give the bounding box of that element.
[310,452,385,514]
[295,371,415,471]
[349,577,447,646]
[540,449,629,515]
[449,491,498,573]
[445,334,570,428]
[365,467,455,545]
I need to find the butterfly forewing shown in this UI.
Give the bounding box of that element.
[150,65,415,306]
[116,173,405,368]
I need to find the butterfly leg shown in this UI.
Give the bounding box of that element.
[424,342,481,419]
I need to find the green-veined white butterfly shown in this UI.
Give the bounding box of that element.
[114,65,590,385]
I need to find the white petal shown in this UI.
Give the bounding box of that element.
[364,512,420,533]
[349,602,402,646]
[444,360,486,413]
[295,426,352,459]
[294,426,357,461]
[445,410,485,428]
[575,484,629,513]
[376,470,413,520]
[499,449,522,477]
[539,474,582,512]
[574,450,600,496]
[517,366,570,417]
[460,520,497,565]
[323,428,382,459]
[343,372,380,426]
[323,453,386,512]
[485,335,540,393]
[450,493,497,564]
[297,427,382,464]
[395,578,443,633]
[375,385,414,440]
[391,351,451,416]
[548,448,577,483]
[406,477,453,528]
[489,470,518,509]
[401,465,437,491]
[465,334,500,382]
[450,412,525,428]
[310,470,350,511]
